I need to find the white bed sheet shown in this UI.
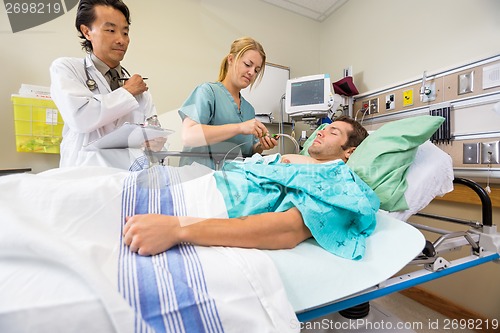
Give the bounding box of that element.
[0,166,297,333]
[0,163,428,332]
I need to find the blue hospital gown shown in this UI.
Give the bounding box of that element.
[178,82,258,169]
[213,155,380,260]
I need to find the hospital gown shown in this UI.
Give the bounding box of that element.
[213,155,380,260]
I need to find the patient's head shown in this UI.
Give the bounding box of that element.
[308,116,368,163]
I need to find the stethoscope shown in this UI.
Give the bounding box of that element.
[84,57,131,91]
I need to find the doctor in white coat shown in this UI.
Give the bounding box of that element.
[50,0,164,168]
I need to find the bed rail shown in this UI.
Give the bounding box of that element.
[298,178,498,322]
[415,177,493,227]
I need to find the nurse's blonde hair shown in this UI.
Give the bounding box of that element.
[217,37,266,89]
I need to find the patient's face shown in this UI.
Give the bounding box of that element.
[308,122,352,162]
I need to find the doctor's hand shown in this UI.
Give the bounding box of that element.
[123,74,148,96]
[143,136,167,152]
[123,214,181,256]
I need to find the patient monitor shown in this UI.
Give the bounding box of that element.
[285,74,339,123]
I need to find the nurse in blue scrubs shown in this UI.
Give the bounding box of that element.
[178,37,278,169]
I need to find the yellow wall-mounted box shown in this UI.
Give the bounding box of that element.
[12,95,63,154]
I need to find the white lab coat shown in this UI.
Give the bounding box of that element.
[50,54,157,168]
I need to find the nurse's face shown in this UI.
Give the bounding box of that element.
[80,5,130,68]
[227,50,263,90]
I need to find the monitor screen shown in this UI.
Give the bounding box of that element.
[285,74,333,116]
[290,79,325,107]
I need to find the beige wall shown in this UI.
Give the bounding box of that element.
[1,0,499,320]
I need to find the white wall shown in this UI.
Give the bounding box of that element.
[0,0,320,172]
[320,0,500,93]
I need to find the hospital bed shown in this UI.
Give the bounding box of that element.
[1,116,498,333]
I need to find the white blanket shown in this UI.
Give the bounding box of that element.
[0,166,297,333]
[0,164,426,332]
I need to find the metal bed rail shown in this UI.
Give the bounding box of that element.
[296,251,500,322]
[415,177,493,227]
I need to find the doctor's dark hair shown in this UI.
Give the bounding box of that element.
[76,0,131,53]
[335,116,369,150]
[218,37,266,89]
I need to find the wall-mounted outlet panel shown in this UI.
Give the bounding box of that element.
[483,64,500,90]
[421,82,436,102]
[481,141,500,164]
[463,143,480,164]
[458,71,474,95]
[385,94,395,110]
[369,98,379,114]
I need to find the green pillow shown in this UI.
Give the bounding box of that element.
[347,115,445,211]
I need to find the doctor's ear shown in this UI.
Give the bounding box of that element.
[80,24,91,40]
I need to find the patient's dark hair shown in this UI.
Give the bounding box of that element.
[76,0,131,53]
[335,115,368,150]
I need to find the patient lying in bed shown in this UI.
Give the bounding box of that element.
[124,116,379,260]
[0,115,450,333]
[123,113,448,261]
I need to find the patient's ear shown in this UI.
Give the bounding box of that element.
[344,147,356,160]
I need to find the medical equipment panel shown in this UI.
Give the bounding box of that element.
[285,74,337,120]
[352,54,500,185]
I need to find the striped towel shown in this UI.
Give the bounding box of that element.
[119,165,224,333]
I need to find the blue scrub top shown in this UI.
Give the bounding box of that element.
[178,82,258,169]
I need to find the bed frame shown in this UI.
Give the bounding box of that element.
[297,177,500,322]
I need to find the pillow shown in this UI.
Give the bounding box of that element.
[346,115,445,211]
[387,140,454,220]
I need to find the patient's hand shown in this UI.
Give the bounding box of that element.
[123,214,180,255]
[281,154,320,164]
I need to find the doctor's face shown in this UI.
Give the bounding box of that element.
[81,5,130,68]
[308,121,355,162]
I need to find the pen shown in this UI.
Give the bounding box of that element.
[118,77,148,81]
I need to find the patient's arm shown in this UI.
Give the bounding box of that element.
[123,207,311,256]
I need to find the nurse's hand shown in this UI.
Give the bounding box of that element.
[259,135,278,150]
[239,119,268,138]
[123,74,148,96]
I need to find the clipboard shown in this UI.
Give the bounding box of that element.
[83,123,174,150]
